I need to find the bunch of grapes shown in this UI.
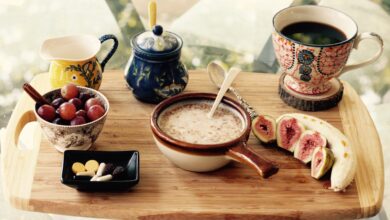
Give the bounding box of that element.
[37,84,106,125]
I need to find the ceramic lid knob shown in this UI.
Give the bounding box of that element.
[135,25,179,53]
[152,25,163,36]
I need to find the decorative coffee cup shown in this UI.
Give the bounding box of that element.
[272,5,383,95]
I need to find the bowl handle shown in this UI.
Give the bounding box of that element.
[226,142,278,178]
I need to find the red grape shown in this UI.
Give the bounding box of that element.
[61,84,79,100]
[87,105,105,121]
[59,102,76,121]
[69,98,82,110]
[85,98,102,111]
[51,98,65,109]
[37,104,56,122]
[75,109,87,118]
[70,116,86,125]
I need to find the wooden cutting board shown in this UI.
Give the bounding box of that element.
[1,70,384,219]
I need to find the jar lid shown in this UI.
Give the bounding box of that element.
[133,25,182,57]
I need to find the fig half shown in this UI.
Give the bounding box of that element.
[311,146,335,179]
[276,116,305,152]
[252,115,276,144]
[294,130,327,164]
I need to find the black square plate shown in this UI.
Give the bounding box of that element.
[61,150,139,191]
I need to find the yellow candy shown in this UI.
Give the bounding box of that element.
[72,162,85,174]
[85,160,99,173]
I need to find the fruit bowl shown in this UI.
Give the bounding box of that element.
[34,86,109,152]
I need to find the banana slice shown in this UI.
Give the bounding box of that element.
[278,113,357,192]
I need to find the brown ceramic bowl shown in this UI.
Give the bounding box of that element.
[151,93,278,178]
[34,86,109,153]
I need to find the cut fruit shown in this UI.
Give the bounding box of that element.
[283,113,356,192]
[311,146,335,179]
[252,115,276,144]
[276,116,305,152]
[294,130,327,164]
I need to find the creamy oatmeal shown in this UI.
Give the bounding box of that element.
[158,101,244,144]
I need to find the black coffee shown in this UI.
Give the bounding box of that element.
[281,22,347,45]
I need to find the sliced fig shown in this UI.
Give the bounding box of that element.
[311,146,334,179]
[294,130,327,164]
[252,115,276,144]
[276,116,305,152]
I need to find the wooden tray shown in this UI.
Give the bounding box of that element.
[1,70,384,219]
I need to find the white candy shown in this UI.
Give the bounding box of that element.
[96,162,106,177]
[90,175,99,181]
[96,174,112,182]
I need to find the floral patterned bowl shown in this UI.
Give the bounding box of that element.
[34,86,109,152]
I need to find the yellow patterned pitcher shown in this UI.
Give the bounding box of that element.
[40,34,118,89]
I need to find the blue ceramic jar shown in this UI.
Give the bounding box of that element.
[125,25,188,103]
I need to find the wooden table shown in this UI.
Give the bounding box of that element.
[0,70,384,219]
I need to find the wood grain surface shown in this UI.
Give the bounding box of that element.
[1,70,384,219]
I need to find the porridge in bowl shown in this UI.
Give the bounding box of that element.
[158,100,244,144]
[151,93,278,177]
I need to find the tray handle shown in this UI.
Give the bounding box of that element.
[1,111,41,207]
[1,74,48,208]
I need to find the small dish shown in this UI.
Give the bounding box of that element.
[61,150,139,191]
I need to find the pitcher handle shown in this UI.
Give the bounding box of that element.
[99,34,119,72]
[340,32,384,75]
[227,142,279,178]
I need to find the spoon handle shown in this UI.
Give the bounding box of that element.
[229,87,258,120]
[23,83,50,105]
[208,68,241,118]
[148,0,157,29]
